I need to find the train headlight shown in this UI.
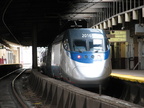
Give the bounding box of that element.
[91,55,94,59]
[77,55,81,59]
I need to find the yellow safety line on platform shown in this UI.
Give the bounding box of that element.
[110,73,144,83]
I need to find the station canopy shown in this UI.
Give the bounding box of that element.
[0,0,118,47]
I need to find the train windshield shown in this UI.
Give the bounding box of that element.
[73,40,87,52]
[89,39,103,52]
[73,38,105,52]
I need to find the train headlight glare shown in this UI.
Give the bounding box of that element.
[77,55,81,59]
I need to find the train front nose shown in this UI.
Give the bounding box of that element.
[72,62,105,79]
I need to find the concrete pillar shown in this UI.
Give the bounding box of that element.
[142,8,144,17]
[32,25,38,69]
[138,39,144,69]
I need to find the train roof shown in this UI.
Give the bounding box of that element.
[67,28,103,33]
[52,28,106,44]
[65,28,106,39]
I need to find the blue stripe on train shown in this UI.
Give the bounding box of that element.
[70,50,110,63]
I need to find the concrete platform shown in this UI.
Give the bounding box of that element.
[0,64,22,77]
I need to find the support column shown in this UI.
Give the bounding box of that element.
[32,25,38,69]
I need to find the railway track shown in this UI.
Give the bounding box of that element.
[0,68,29,108]
[1,68,143,108]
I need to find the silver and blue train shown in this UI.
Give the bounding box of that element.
[40,28,111,88]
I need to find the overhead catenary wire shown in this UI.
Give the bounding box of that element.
[2,0,21,46]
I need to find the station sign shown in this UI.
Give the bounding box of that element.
[135,24,144,35]
[107,30,129,42]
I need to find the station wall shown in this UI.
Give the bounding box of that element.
[0,44,20,64]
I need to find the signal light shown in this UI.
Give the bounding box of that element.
[77,55,81,59]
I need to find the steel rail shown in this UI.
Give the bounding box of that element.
[11,69,29,108]
[0,68,29,107]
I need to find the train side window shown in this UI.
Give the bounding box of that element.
[105,39,110,51]
[63,39,70,51]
